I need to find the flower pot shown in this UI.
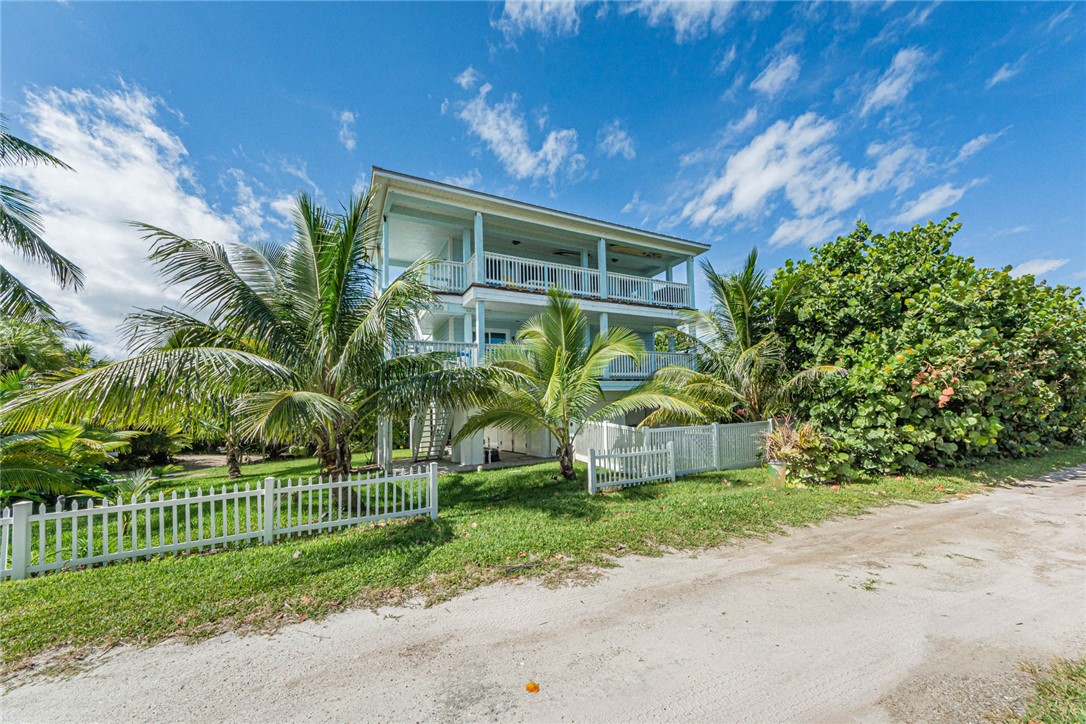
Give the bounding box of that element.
[768,461,788,479]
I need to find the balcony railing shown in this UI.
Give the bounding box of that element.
[607,272,690,308]
[483,252,602,298]
[425,260,467,293]
[391,339,477,367]
[478,342,696,379]
[605,351,697,379]
[419,253,691,309]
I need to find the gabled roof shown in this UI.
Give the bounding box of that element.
[370,166,710,256]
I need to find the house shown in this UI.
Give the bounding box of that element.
[369,167,709,465]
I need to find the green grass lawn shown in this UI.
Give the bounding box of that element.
[2,445,1084,672]
[1003,658,1086,724]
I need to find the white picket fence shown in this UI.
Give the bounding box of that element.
[577,419,771,475]
[587,443,676,494]
[0,464,439,581]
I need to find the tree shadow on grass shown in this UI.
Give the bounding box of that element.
[436,462,613,522]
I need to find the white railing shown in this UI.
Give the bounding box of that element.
[426,261,467,293]
[587,443,675,494]
[607,272,690,308]
[0,465,438,581]
[393,339,477,367]
[484,252,602,298]
[576,420,771,474]
[605,351,697,379]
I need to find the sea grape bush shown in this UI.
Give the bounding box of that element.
[772,215,1086,474]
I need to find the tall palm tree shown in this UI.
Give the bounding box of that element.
[454,289,698,480]
[0,115,84,324]
[2,193,501,478]
[650,249,844,424]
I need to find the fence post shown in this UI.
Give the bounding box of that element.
[712,422,721,471]
[10,501,32,580]
[428,463,439,520]
[667,441,677,483]
[588,449,597,495]
[262,477,276,545]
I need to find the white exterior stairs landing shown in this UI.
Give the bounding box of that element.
[412,404,452,462]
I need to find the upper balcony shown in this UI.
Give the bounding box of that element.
[371,167,709,314]
[425,254,691,309]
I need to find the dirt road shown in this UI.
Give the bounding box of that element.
[4,468,1084,723]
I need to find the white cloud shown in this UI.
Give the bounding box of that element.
[993,224,1030,237]
[442,168,482,188]
[4,85,242,357]
[455,66,481,91]
[623,0,737,43]
[861,47,927,116]
[493,0,586,39]
[892,179,981,224]
[1012,258,1069,278]
[679,113,922,227]
[768,213,846,248]
[750,54,801,98]
[868,1,941,46]
[986,57,1025,89]
[953,129,1007,164]
[729,106,758,134]
[337,110,357,151]
[456,83,585,184]
[714,45,738,74]
[1044,5,1074,33]
[269,195,296,225]
[597,119,636,160]
[621,190,642,214]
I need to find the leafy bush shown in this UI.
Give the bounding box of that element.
[773,216,1086,474]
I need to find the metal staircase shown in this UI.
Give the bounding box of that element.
[412,404,451,462]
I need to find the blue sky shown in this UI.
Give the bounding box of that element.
[3,1,1084,354]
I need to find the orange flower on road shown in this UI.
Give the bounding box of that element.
[525,681,540,693]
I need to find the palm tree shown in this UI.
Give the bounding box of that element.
[2,193,501,479]
[650,249,844,424]
[454,289,698,480]
[0,115,84,324]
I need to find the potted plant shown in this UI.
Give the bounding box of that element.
[762,418,798,480]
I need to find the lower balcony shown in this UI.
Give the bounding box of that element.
[391,339,696,380]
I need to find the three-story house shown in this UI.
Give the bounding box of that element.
[370,167,708,466]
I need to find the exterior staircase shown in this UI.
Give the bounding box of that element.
[412,404,451,462]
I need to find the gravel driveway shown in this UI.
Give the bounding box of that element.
[4,468,1084,723]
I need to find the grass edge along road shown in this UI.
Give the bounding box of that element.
[2,445,1084,673]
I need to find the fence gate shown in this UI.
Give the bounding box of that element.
[643,426,717,475]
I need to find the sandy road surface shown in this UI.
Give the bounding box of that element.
[4,468,1084,723]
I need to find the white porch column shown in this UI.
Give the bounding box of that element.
[475,300,486,360]
[580,250,589,268]
[597,238,608,298]
[376,416,392,470]
[462,312,472,345]
[462,228,471,263]
[599,311,609,337]
[474,212,484,283]
[665,265,673,282]
[380,219,390,290]
[686,256,696,308]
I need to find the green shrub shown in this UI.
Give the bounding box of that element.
[773,216,1086,474]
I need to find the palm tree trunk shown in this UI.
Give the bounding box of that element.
[225,430,242,478]
[557,441,576,480]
